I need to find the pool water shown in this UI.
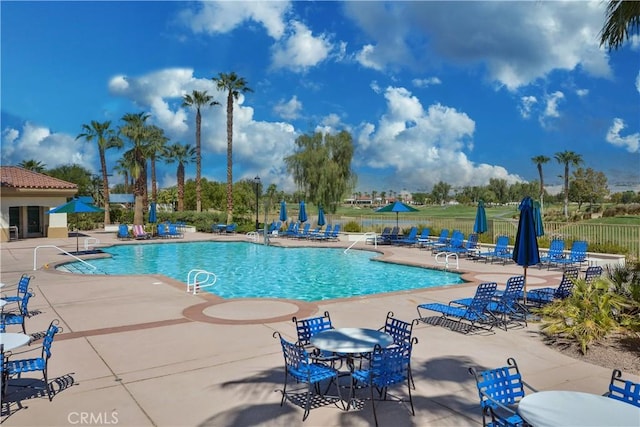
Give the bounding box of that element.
[60,242,464,301]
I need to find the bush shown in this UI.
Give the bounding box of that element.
[343,220,361,232]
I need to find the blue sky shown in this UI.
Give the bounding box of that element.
[2,1,639,195]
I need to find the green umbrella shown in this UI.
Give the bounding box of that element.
[375,201,419,227]
[48,199,104,253]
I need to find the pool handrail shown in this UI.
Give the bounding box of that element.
[345,232,378,253]
[33,245,98,271]
[187,269,217,295]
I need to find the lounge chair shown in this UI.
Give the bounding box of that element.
[310,224,332,240]
[116,224,130,240]
[437,230,465,253]
[477,235,511,264]
[281,222,298,238]
[380,226,400,244]
[133,224,150,239]
[469,357,538,427]
[225,223,237,233]
[551,240,588,270]
[416,228,430,246]
[453,275,527,330]
[584,265,603,284]
[294,223,311,238]
[420,229,449,251]
[416,282,498,333]
[395,226,419,245]
[525,267,579,306]
[539,238,565,269]
[328,224,340,240]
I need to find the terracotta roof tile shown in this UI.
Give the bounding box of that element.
[0,166,78,190]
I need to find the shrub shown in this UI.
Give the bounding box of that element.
[343,220,361,232]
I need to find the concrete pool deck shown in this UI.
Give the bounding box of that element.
[1,230,637,426]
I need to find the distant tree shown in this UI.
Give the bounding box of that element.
[555,150,583,219]
[285,130,355,213]
[488,178,509,204]
[163,142,196,211]
[569,167,609,210]
[18,159,46,173]
[113,157,133,193]
[182,90,220,213]
[46,164,93,195]
[532,155,550,212]
[213,72,253,224]
[431,181,451,205]
[146,125,168,203]
[76,120,123,224]
[600,0,640,50]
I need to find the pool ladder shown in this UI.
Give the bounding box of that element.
[186,269,217,295]
[435,252,459,270]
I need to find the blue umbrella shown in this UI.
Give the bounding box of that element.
[473,200,488,234]
[512,196,540,301]
[298,201,308,223]
[48,198,104,253]
[533,200,544,237]
[149,202,157,224]
[279,201,287,222]
[375,200,418,227]
[317,206,326,227]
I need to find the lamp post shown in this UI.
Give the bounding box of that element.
[254,175,261,231]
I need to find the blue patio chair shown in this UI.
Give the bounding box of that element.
[416,228,430,246]
[157,223,170,238]
[379,227,392,242]
[168,223,183,238]
[395,226,419,246]
[550,240,588,270]
[606,368,640,407]
[469,357,537,427]
[1,274,34,309]
[379,311,418,388]
[292,311,341,366]
[116,224,130,240]
[352,339,417,426]
[1,291,33,333]
[310,224,332,240]
[4,319,63,401]
[452,275,527,331]
[416,282,498,333]
[328,224,341,240]
[525,267,579,306]
[584,265,603,284]
[477,235,511,264]
[273,331,342,421]
[539,238,565,268]
[225,223,237,233]
[294,223,311,238]
[380,226,400,245]
[438,230,465,253]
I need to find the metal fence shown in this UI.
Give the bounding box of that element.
[338,215,640,259]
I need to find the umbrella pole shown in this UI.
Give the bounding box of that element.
[76,215,80,254]
[523,266,528,304]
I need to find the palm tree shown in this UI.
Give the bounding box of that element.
[163,142,196,211]
[18,159,46,172]
[113,157,133,193]
[212,72,253,224]
[146,125,168,203]
[600,0,640,50]
[119,112,151,225]
[554,150,583,219]
[182,90,220,213]
[76,120,123,225]
[531,155,550,214]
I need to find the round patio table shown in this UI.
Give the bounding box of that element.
[0,333,31,351]
[517,390,640,427]
[310,328,393,354]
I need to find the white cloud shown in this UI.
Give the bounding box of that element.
[576,89,589,97]
[519,96,537,119]
[355,86,522,190]
[539,91,565,127]
[343,1,611,90]
[178,1,290,39]
[630,34,640,50]
[273,96,303,120]
[606,118,640,153]
[412,77,442,88]
[271,21,333,72]
[636,70,640,93]
[1,122,96,171]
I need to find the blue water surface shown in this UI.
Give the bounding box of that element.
[63,242,464,301]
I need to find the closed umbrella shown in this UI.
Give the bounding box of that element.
[279,201,287,222]
[375,200,418,228]
[149,202,157,224]
[298,201,308,223]
[512,196,540,303]
[48,198,104,253]
[473,200,488,234]
[317,206,326,227]
[533,200,544,237]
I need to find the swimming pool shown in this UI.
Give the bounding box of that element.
[59,242,464,301]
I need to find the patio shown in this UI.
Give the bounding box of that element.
[1,230,634,426]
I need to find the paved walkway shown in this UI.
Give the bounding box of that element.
[1,230,635,426]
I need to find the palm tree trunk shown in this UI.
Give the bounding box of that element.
[564,163,570,219]
[196,109,202,213]
[151,157,157,202]
[226,91,234,224]
[99,150,111,225]
[178,163,185,211]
